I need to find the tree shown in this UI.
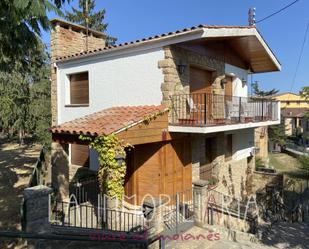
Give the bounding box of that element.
[300,87,309,120]
[0,0,67,72]
[269,123,287,148]
[298,155,309,174]
[65,0,116,45]
[252,82,279,97]
[0,41,51,145]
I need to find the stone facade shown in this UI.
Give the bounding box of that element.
[51,142,69,200]
[254,127,269,163]
[191,132,254,200]
[216,157,254,200]
[50,21,106,126]
[51,142,95,201]
[158,45,225,108]
[252,171,283,193]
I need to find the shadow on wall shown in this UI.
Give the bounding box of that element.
[51,143,69,200]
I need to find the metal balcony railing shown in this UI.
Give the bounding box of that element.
[169,93,279,127]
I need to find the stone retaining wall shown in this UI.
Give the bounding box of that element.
[252,171,283,193]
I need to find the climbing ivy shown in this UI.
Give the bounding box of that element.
[80,134,132,200]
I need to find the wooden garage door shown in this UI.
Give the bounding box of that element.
[134,142,163,202]
[165,139,192,197]
[131,138,192,204]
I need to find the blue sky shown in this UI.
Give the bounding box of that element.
[44,0,309,94]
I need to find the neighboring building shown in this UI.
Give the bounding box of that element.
[49,19,281,205]
[273,93,309,145]
[275,92,309,109]
[281,108,307,136]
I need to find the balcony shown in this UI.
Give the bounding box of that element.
[169,93,280,133]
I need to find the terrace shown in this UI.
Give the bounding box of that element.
[169,93,280,133]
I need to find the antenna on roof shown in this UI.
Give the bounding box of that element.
[248,7,256,26]
[84,0,89,51]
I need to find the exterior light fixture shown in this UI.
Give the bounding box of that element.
[115,153,126,166]
[177,61,186,75]
[220,78,228,89]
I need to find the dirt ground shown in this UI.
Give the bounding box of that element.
[269,152,301,173]
[0,141,41,231]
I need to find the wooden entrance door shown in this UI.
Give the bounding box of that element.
[190,66,213,123]
[224,76,233,101]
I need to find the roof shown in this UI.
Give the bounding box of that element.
[281,108,309,117]
[54,24,256,62]
[50,105,168,136]
[274,92,300,97]
[51,18,107,38]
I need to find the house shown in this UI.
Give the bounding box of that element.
[274,92,309,136]
[49,18,281,206]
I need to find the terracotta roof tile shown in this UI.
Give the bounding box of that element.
[55,24,255,62]
[50,105,168,136]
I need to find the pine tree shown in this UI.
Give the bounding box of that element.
[0,0,66,73]
[0,41,51,145]
[252,82,279,97]
[65,0,116,45]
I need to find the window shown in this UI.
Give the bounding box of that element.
[286,101,290,106]
[225,134,233,162]
[71,144,89,167]
[69,72,89,105]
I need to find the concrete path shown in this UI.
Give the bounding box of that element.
[165,223,309,249]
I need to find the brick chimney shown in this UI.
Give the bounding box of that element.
[50,18,107,125]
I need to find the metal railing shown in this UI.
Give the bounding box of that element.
[70,176,100,205]
[160,188,194,233]
[21,146,49,231]
[50,198,148,232]
[207,189,257,221]
[28,146,48,187]
[170,93,279,126]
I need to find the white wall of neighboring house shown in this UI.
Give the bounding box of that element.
[230,128,254,161]
[225,63,248,98]
[57,48,165,124]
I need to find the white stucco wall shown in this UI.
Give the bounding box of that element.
[228,128,254,161]
[225,63,248,98]
[57,48,165,124]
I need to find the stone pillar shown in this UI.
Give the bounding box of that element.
[51,142,69,201]
[24,185,53,233]
[24,185,53,248]
[193,180,209,227]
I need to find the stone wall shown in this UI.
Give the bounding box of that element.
[284,117,293,136]
[254,127,269,163]
[215,157,254,200]
[191,132,254,201]
[252,171,283,193]
[51,142,69,200]
[51,142,95,201]
[50,21,106,126]
[158,45,225,108]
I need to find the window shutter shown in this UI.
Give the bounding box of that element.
[70,72,89,104]
[71,144,89,167]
